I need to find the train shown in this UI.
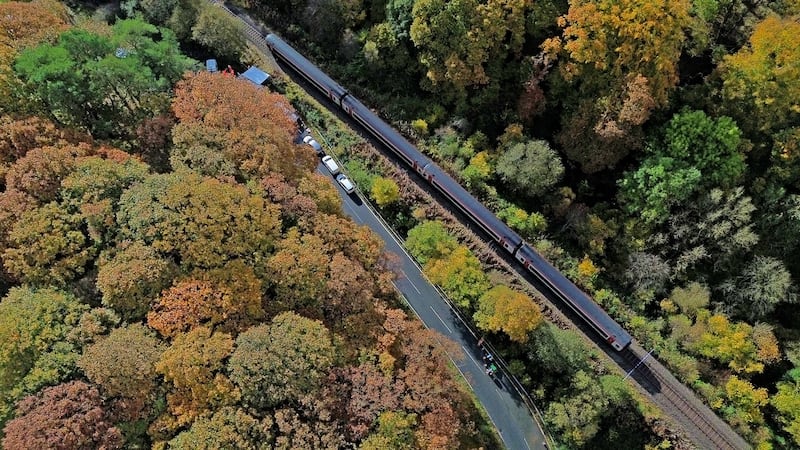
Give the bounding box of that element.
[265,33,633,352]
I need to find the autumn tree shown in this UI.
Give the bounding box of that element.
[360,411,417,450]
[404,220,458,266]
[156,326,239,426]
[720,16,800,136]
[495,139,564,198]
[309,213,385,270]
[0,115,87,167]
[171,72,316,181]
[228,312,335,410]
[95,241,176,320]
[371,176,400,207]
[474,285,543,343]
[3,202,97,286]
[772,368,800,446]
[669,282,710,318]
[148,265,264,338]
[0,286,87,428]
[718,375,768,434]
[265,229,330,315]
[425,245,490,309]
[5,144,89,203]
[117,171,281,271]
[166,407,274,450]
[543,0,691,105]
[78,323,164,416]
[1,381,122,450]
[410,0,531,95]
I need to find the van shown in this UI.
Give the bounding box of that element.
[336,174,355,194]
[322,155,340,175]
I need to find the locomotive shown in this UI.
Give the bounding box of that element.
[265,33,632,351]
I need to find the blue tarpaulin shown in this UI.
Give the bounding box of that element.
[239,66,270,85]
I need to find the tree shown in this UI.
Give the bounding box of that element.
[669,282,710,317]
[0,287,88,427]
[191,4,245,61]
[117,171,281,271]
[78,324,164,415]
[720,16,800,135]
[14,20,193,138]
[5,144,90,203]
[265,229,329,314]
[623,252,671,296]
[617,156,701,224]
[156,326,239,426]
[360,411,417,450]
[525,324,591,380]
[404,221,458,266]
[474,285,543,342]
[720,375,768,432]
[148,270,263,338]
[228,312,335,410]
[772,368,800,447]
[496,205,547,241]
[371,176,400,207]
[3,202,97,286]
[1,381,122,450]
[543,0,691,105]
[166,407,273,450]
[95,241,176,320]
[425,245,490,309]
[0,115,87,166]
[410,0,531,94]
[495,139,564,197]
[660,110,745,187]
[171,72,316,181]
[720,256,796,321]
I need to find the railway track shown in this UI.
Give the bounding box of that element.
[619,345,750,450]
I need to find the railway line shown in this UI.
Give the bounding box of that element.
[210,3,752,448]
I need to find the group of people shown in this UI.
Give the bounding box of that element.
[480,342,498,377]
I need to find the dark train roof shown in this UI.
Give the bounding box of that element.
[266,34,347,98]
[516,245,632,346]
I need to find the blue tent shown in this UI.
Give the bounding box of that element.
[239,66,270,85]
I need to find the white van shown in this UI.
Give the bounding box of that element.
[321,155,340,175]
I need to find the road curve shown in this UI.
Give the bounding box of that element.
[319,163,550,450]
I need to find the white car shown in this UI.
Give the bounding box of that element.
[303,135,324,155]
[336,174,355,194]
[321,155,340,175]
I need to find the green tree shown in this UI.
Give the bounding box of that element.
[474,285,543,343]
[228,312,335,410]
[191,5,245,61]
[617,156,701,224]
[496,205,547,241]
[495,139,564,197]
[525,324,590,380]
[371,176,400,207]
[772,368,800,446]
[0,286,88,428]
[720,256,796,321]
[660,110,744,187]
[669,282,710,317]
[404,221,458,266]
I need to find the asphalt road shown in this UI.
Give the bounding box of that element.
[318,162,549,450]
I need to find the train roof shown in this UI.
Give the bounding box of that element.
[266,34,348,98]
[516,245,631,346]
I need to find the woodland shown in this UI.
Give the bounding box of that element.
[2,0,800,448]
[0,1,501,449]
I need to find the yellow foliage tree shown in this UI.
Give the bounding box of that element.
[425,245,489,309]
[371,176,400,207]
[474,285,542,342]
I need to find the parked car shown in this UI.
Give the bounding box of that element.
[321,155,340,175]
[303,135,324,155]
[336,174,355,194]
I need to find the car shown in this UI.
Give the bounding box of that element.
[321,155,340,175]
[303,135,324,155]
[336,174,355,194]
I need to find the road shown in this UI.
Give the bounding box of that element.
[319,163,549,450]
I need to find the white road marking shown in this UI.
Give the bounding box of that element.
[399,269,422,294]
[464,345,483,370]
[430,306,452,333]
[343,200,363,222]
